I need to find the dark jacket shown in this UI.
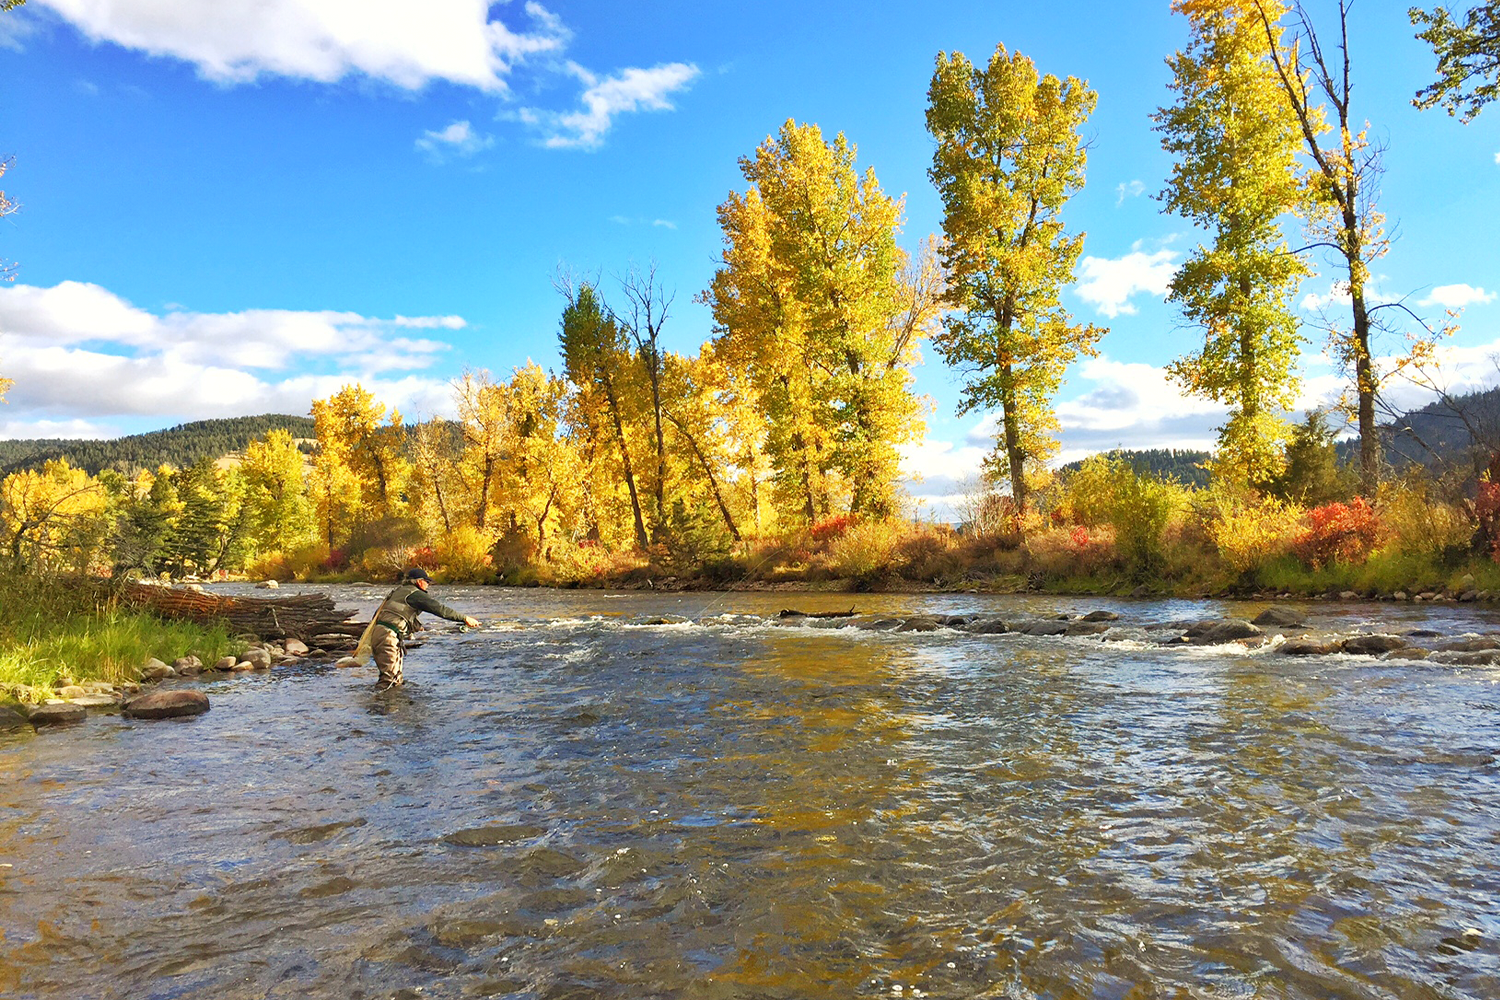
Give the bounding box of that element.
[374,583,467,637]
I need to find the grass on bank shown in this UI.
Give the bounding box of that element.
[0,575,241,701]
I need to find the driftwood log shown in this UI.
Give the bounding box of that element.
[120,584,365,650]
[778,608,858,619]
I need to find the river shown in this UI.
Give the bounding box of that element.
[3,586,1499,999]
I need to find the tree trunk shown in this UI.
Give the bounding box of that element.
[606,379,650,550]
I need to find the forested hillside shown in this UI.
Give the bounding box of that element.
[1061,449,1212,488]
[0,415,317,475]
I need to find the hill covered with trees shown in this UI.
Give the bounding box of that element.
[0,415,317,476]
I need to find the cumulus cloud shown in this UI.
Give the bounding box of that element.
[415,120,494,161]
[1419,283,1496,309]
[536,61,700,149]
[1074,246,1178,318]
[0,280,460,431]
[30,1,698,149]
[34,0,568,91]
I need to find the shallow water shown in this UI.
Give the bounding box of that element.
[3,587,1500,999]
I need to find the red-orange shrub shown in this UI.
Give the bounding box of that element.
[1475,481,1500,561]
[1294,497,1379,568]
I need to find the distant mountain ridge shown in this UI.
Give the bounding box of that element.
[0,414,317,475]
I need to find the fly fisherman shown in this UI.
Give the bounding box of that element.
[356,567,480,691]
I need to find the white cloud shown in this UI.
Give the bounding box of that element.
[35,0,568,91]
[415,120,494,161]
[652,219,677,230]
[0,417,121,440]
[537,61,700,149]
[1419,283,1496,309]
[1115,179,1146,206]
[0,280,461,427]
[1494,151,1499,166]
[1074,247,1178,318]
[31,1,699,150]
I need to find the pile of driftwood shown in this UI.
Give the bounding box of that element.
[119,583,365,651]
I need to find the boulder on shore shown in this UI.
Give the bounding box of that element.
[241,647,273,670]
[141,658,175,681]
[283,638,310,656]
[123,689,210,720]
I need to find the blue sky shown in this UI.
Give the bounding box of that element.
[1,0,1497,512]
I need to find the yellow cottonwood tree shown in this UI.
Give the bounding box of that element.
[241,428,313,553]
[311,384,409,524]
[1156,0,1308,485]
[926,44,1104,516]
[704,120,933,523]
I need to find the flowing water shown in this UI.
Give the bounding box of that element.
[3,587,1500,999]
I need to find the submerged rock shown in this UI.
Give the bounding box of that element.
[1434,637,1500,653]
[123,689,210,720]
[1064,621,1112,637]
[966,618,1011,634]
[443,824,547,847]
[1430,649,1500,666]
[1081,610,1120,622]
[895,616,942,632]
[1022,620,1072,637]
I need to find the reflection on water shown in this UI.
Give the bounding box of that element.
[3,588,1500,998]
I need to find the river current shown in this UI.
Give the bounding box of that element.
[3,586,1500,999]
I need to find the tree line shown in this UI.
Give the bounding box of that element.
[2,1,1497,583]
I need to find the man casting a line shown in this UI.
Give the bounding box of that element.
[357,567,480,691]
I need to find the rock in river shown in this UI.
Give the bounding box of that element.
[1183,619,1263,645]
[1340,634,1409,655]
[1252,607,1308,628]
[443,824,547,847]
[0,705,29,731]
[123,689,210,720]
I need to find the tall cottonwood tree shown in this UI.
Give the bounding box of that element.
[925,44,1104,515]
[704,120,932,523]
[1156,0,1309,485]
[1251,0,1393,493]
[1412,1,1500,121]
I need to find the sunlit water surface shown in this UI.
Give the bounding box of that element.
[3,587,1500,999]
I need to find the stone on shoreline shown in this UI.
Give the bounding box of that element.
[283,639,309,656]
[0,706,29,731]
[123,689,210,720]
[214,655,237,671]
[28,703,86,726]
[141,658,175,681]
[242,647,273,670]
